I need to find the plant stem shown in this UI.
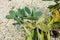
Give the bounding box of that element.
[47,31,51,40]
[27,36,32,40]
[41,31,44,40]
[37,29,44,40]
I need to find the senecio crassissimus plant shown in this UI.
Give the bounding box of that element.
[6,6,43,40]
[5,6,54,40]
[6,0,60,40]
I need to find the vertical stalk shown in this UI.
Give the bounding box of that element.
[41,31,44,40]
[47,31,51,40]
[37,29,39,40]
[37,29,44,40]
[27,36,32,40]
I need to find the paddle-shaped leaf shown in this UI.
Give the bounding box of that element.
[6,15,13,19]
[17,8,22,17]
[9,10,16,17]
[21,8,26,17]
[16,12,22,17]
[25,7,31,14]
[33,11,42,18]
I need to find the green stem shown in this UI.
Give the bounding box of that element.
[47,31,51,40]
[48,19,54,27]
[37,29,44,40]
[27,36,32,40]
[41,31,44,40]
[37,29,39,40]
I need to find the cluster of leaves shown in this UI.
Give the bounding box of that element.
[48,0,60,11]
[6,7,42,25]
[47,0,60,39]
[54,0,59,3]
[52,22,60,29]
[6,6,43,40]
[48,0,60,29]
[6,6,57,40]
[6,5,60,40]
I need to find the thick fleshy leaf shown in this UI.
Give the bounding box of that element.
[9,10,16,17]
[16,12,22,17]
[18,8,21,13]
[32,7,37,14]
[21,8,26,17]
[6,15,13,19]
[33,11,42,18]
[17,8,24,17]
[27,14,31,19]
[31,11,42,20]
[18,8,27,17]
[25,7,31,14]
[31,7,43,20]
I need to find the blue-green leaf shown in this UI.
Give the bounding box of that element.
[21,8,26,17]
[9,10,16,17]
[25,7,31,14]
[18,8,26,17]
[16,12,22,17]
[6,15,13,19]
[33,11,42,20]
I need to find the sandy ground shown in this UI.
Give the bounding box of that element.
[0,0,55,40]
